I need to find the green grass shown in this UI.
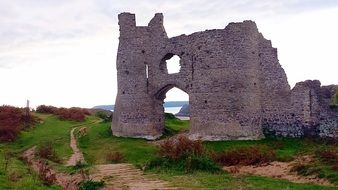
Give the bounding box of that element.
[205,137,333,161]
[0,113,98,189]
[1,113,338,189]
[10,113,98,160]
[150,169,337,190]
[163,113,189,137]
[78,121,157,165]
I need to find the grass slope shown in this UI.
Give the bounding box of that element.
[1,113,338,189]
[205,138,332,161]
[0,113,97,189]
[78,116,337,189]
[163,113,189,137]
[154,170,337,190]
[78,121,157,165]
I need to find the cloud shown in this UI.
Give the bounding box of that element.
[0,0,338,107]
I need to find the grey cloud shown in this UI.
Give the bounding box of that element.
[1,0,338,68]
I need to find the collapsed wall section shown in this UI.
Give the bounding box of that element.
[263,80,338,138]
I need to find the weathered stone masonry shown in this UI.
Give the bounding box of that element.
[112,13,338,140]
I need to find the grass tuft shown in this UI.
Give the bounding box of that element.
[36,142,60,163]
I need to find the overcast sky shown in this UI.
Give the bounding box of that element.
[1,0,338,108]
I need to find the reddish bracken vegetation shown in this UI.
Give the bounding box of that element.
[0,105,38,142]
[212,146,276,166]
[36,143,60,163]
[36,105,90,122]
[159,135,205,159]
[106,151,124,163]
[316,149,338,171]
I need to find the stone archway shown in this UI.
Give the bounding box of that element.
[112,13,269,140]
[153,84,189,131]
[112,13,338,140]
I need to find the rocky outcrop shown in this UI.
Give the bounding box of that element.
[175,104,189,117]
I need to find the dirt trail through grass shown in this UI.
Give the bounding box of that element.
[66,127,86,166]
[22,146,82,190]
[90,164,176,190]
[69,123,177,189]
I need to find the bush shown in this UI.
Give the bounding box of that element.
[38,161,56,186]
[145,135,221,173]
[78,180,104,190]
[290,163,321,176]
[36,105,90,122]
[212,145,276,166]
[36,143,60,163]
[95,111,112,123]
[36,105,58,114]
[106,151,124,163]
[159,135,204,159]
[0,105,37,142]
[315,149,338,170]
[165,113,176,120]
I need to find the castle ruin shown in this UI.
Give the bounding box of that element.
[112,13,338,140]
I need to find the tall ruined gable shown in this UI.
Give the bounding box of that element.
[112,13,338,140]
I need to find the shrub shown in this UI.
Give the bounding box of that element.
[95,111,112,123]
[159,135,204,159]
[290,163,321,176]
[146,135,221,173]
[36,105,90,122]
[36,105,58,114]
[106,151,124,163]
[212,145,276,166]
[78,180,104,190]
[36,143,60,163]
[165,113,176,120]
[315,149,338,169]
[38,161,56,186]
[57,108,86,122]
[0,105,37,142]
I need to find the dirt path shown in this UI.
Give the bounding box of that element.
[90,163,176,190]
[66,124,176,189]
[22,147,83,190]
[223,156,333,186]
[66,127,86,166]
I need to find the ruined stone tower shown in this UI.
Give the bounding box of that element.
[112,13,338,140]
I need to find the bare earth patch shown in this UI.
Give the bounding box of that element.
[223,156,333,186]
[66,127,86,166]
[90,163,177,190]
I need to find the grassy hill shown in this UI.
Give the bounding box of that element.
[1,113,338,189]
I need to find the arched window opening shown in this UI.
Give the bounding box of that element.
[160,53,182,74]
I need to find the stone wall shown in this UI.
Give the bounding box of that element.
[112,12,338,140]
